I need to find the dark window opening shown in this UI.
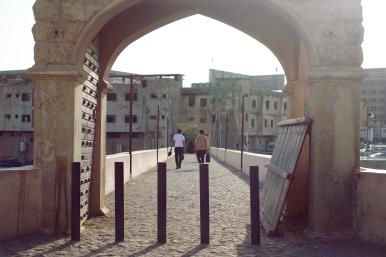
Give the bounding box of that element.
[107,93,117,101]
[21,93,30,102]
[107,115,116,123]
[125,93,137,101]
[265,100,270,110]
[21,114,31,122]
[188,97,195,107]
[125,115,138,123]
[200,98,207,107]
[252,99,257,108]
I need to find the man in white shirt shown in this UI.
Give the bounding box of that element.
[172,129,185,169]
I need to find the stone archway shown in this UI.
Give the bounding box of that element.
[29,0,365,235]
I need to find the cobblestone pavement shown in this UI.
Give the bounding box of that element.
[1,154,386,257]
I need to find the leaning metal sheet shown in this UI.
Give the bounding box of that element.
[260,117,311,234]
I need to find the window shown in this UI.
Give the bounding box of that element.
[200,117,207,123]
[251,119,255,128]
[5,93,11,98]
[21,115,30,122]
[107,93,117,101]
[274,102,278,110]
[252,99,256,108]
[107,132,120,138]
[264,119,268,128]
[30,137,34,143]
[161,115,165,120]
[200,98,207,107]
[271,120,274,128]
[107,115,116,123]
[4,114,11,120]
[163,94,167,98]
[21,93,30,102]
[188,117,195,122]
[150,115,157,120]
[15,115,19,119]
[266,100,270,110]
[125,93,137,101]
[188,97,195,107]
[212,115,216,123]
[284,102,288,111]
[150,93,157,99]
[125,115,137,123]
[16,94,20,98]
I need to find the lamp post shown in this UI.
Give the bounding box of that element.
[128,75,147,176]
[166,116,169,158]
[156,104,160,163]
[241,94,247,172]
[225,111,229,150]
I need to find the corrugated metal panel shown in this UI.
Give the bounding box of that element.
[261,117,311,234]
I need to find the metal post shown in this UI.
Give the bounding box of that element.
[216,109,219,149]
[115,162,124,242]
[129,76,133,175]
[250,166,260,245]
[166,117,169,158]
[225,112,228,150]
[71,162,81,241]
[241,95,245,172]
[156,104,159,163]
[200,164,209,244]
[157,162,167,243]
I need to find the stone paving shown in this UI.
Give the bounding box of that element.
[1,154,386,257]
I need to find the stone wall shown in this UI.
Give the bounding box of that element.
[355,169,386,246]
[0,167,41,240]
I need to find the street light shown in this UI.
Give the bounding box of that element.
[240,94,248,172]
[128,75,147,176]
[157,107,167,163]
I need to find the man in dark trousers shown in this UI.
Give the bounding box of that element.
[172,129,185,169]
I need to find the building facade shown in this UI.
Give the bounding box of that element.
[0,70,183,163]
[182,71,289,153]
[360,68,386,143]
[105,73,183,154]
[0,71,34,165]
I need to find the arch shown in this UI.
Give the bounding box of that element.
[72,0,319,82]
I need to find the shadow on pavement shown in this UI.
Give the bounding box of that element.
[180,244,208,257]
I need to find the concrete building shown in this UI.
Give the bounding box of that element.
[0,71,34,165]
[183,71,289,153]
[0,70,183,161]
[106,73,183,154]
[360,68,386,143]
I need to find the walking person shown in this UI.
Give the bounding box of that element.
[173,129,185,169]
[195,130,208,163]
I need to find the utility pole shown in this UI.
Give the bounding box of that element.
[156,104,160,163]
[129,75,133,176]
[241,95,245,172]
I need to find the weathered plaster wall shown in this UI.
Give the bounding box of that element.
[105,149,168,195]
[355,169,386,246]
[0,167,41,240]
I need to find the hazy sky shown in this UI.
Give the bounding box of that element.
[0,1,385,87]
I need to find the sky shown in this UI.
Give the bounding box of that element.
[0,1,385,87]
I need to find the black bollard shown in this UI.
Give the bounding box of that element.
[71,162,81,241]
[115,162,124,242]
[157,162,167,244]
[250,166,260,245]
[200,163,209,244]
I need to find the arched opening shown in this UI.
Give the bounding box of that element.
[29,0,368,238]
[75,0,315,230]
